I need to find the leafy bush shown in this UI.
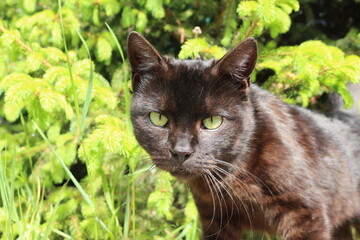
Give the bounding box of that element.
[0,0,359,239]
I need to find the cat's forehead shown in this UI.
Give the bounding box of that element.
[140,58,238,114]
[167,59,214,86]
[161,59,214,111]
[169,58,215,69]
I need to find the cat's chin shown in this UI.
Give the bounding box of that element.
[169,169,199,180]
[170,170,191,179]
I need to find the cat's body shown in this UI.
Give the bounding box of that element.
[128,32,360,239]
[190,85,360,239]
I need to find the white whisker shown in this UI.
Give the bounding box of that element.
[202,173,217,233]
[204,169,225,240]
[213,165,255,240]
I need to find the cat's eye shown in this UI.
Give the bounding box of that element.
[149,112,168,127]
[202,116,223,130]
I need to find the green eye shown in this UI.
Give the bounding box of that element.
[202,116,223,130]
[149,112,168,127]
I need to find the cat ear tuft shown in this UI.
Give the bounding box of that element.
[127,31,167,74]
[212,37,258,90]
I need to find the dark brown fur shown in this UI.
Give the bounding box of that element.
[128,31,360,240]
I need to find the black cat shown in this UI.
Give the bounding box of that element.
[128,31,360,240]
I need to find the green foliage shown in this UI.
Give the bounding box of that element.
[0,0,359,239]
[237,0,299,38]
[179,0,359,110]
[148,171,174,221]
[16,8,80,48]
[96,36,113,64]
[146,0,166,19]
[259,41,360,107]
[78,115,135,176]
[179,38,226,59]
[1,73,73,124]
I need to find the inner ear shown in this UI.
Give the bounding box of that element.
[212,37,258,90]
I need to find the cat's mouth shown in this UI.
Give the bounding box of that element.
[155,163,192,178]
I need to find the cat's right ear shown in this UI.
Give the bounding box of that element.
[127,32,167,91]
[212,37,257,91]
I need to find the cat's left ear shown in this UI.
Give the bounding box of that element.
[127,32,167,92]
[127,31,167,73]
[212,37,257,90]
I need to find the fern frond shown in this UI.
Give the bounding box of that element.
[78,115,136,177]
[95,37,112,64]
[40,47,67,64]
[237,0,299,37]
[25,52,44,72]
[259,40,360,107]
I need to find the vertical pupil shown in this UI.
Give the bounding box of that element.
[158,114,161,121]
[210,117,213,123]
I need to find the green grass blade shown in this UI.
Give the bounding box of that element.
[105,22,125,63]
[52,229,74,239]
[41,181,69,240]
[123,68,132,131]
[175,224,191,240]
[32,120,114,239]
[32,120,94,207]
[190,218,198,240]
[98,168,115,213]
[95,216,113,237]
[123,186,131,239]
[58,0,81,131]
[20,112,33,167]
[105,23,132,131]
[77,30,94,132]
[0,152,23,237]
[168,225,186,238]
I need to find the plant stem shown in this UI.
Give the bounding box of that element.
[57,0,81,135]
[244,19,259,38]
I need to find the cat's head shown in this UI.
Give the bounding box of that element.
[128,32,257,180]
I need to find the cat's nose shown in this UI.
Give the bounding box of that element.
[170,148,193,162]
[170,132,193,162]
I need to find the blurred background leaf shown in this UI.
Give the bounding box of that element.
[0,0,359,239]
